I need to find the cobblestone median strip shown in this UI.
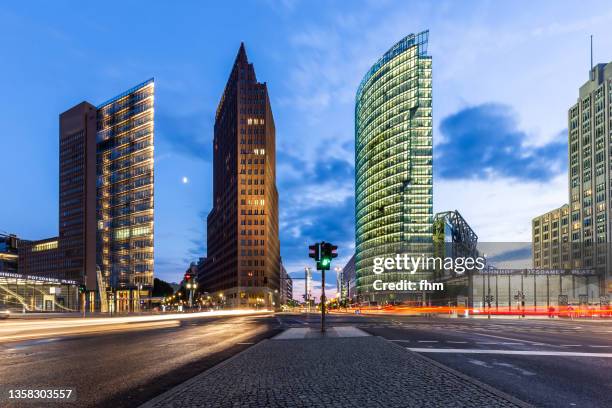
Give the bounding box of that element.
[141,335,532,408]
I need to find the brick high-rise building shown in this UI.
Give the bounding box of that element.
[199,44,280,308]
[59,102,98,289]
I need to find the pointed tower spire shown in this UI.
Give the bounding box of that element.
[236,42,248,64]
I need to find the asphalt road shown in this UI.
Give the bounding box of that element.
[0,313,280,407]
[276,313,612,408]
[2,312,610,407]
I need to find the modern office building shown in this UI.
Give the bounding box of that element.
[97,79,155,309]
[14,79,155,312]
[532,62,612,297]
[199,44,280,308]
[59,102,98,289]
[355,31,433,303]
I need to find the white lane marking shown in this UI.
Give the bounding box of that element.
[389,339,411,343]
[468,359,492,368]
[477,342,499,345]
[467,331,554,346]
[447,341,468,344]
[561,345,581,347]
[407,348,612,357]
[493,362,536,376]
[417,340,438,343]
[501,342,524,345]
[588,345,611,348]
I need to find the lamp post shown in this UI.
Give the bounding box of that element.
[186,282,197,309]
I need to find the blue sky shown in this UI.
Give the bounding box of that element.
[1,1,612,298]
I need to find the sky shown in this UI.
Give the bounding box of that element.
[1,0,612,300]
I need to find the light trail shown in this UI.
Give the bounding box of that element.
[0,310,272,342]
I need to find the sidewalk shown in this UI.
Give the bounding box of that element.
[141,327,531,408]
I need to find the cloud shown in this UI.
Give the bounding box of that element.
[156,111,212,161]
[434,172,568,242]
[436,103,567,182]
[278,145,355,279]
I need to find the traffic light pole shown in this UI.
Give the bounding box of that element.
[321,269,326,333]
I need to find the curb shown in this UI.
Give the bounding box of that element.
[382,337,534,408]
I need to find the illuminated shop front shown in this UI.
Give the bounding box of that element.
[0,271,79,311]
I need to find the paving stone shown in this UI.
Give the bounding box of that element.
[141,335,530,408]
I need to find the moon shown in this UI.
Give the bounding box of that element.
[182,176,189,184]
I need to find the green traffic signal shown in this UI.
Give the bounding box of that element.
[321,258,330,267]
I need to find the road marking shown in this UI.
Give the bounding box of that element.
[560,345,581,347]
[447,341,468,344]
[417,340,438,343]
[466,331,554,346]
[389,339,411,343]
[407,348,612,357]
[500,342,524,345]
[588,345,611,348]
[493,362,536,376]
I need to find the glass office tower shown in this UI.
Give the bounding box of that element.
[355,31,433,303]
[96,79,155,311]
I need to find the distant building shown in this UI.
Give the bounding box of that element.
[18,237,61,278]
[0,233,18,273]
[432,210,479,306]
[199,44,280,308]
[342,254,356,303]
[279,263,293,305]
[355,31,433,304]
[532,205,570,269]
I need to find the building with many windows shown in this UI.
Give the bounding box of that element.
[354,31,433,304]
[198,44,280,308]
[532,205,571,269]
[14,79,155,312]
[533,62,612,297]
[279,262,293,305]
[97,79,155,310]
[0,233,19,273]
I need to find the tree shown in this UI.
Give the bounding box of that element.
[152,278,174,297]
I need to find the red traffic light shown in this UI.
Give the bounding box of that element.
[308,244,320,261]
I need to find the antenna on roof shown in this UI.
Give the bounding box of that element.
[590,35,593,71]
[590,34,594,80]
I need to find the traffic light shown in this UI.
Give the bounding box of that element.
[308,244,320,261]
[321,242,338,259]
[315,242,338,271]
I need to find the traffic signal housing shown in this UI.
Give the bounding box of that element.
[315,242,338,270]
[308,244,320,261]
